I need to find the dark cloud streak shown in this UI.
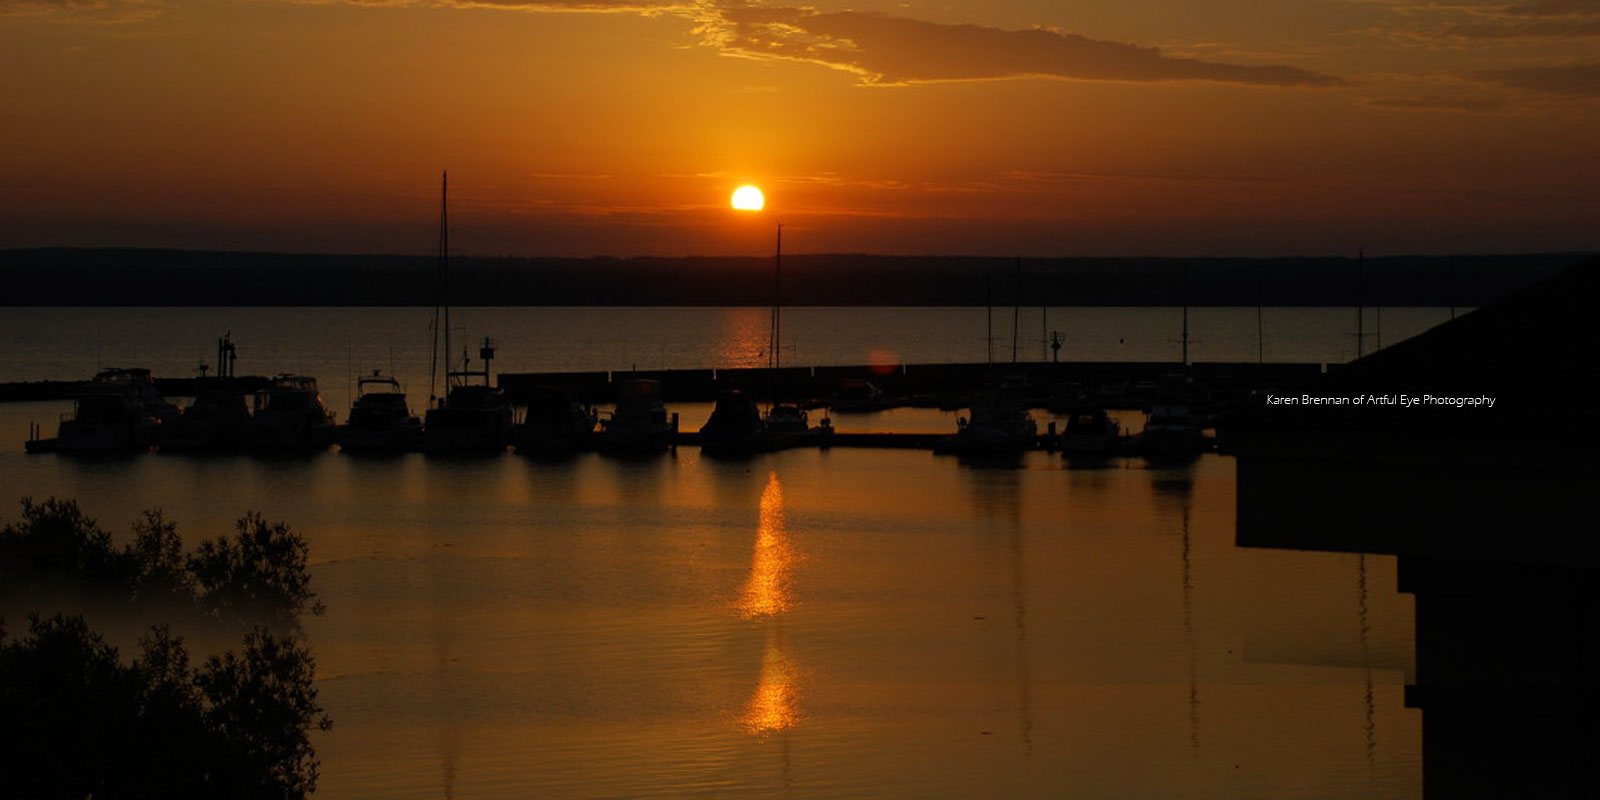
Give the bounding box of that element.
[345,0,1345,89]
[0,0,161,21]
[1478,60,1600,96]
[706,8,1343,87]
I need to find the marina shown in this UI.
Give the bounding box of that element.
[15,357,1340,457]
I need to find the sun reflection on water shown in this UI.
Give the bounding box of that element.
[742,627,801,736]
[737,472,802,736]
[737,472,793,619]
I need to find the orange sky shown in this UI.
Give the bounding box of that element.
[1,0,1597,256]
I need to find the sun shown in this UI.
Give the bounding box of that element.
[731,184,765,211]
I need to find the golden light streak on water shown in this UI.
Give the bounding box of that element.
[741,627,801,736]
[735,472,803,735]
[737,472,793,619]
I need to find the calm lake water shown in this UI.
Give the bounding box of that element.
[0,307,1425,798]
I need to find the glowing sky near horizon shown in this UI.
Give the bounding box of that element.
[1,0,1597,257]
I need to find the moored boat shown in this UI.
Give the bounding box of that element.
[830,379,887,412]
[161,389,252,452]
[339,371,423,453]
[763,402,832,449]
[56,381,160,453]
[1141,402,1207,457]
[699,389,766,455]
[1059,407,1122,457]
[599,378,674,453]
[424,340,513,455]
[942,383,1038,457]
[248,375,335,452]
[512,385,597,455]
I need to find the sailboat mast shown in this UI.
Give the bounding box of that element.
[985,264,994,366]
[1181,262,1190,366]
[1011,258,1021,363]
[429,172,448,407]
[773,222,783,373]
[441,171,453,389]
[1356,248,1365,359]
[1256,263,1265,364]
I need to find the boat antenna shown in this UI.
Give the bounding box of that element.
[1374,258,1382,351]
[1040,302,1047,362]
[769,221,783,406]
[985,262,994,367]
[442,172,452,392]
[1181,262,1190,366]
[1448,254,1456,320]
[1011,258,1021,363]
[1356,247,1365,359]
[1256,263,1265,364]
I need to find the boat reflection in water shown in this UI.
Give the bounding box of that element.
[737,472,801,736]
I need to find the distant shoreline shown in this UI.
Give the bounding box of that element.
[2,248,1588,307]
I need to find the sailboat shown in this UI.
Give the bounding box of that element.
[699,388,767,455]
[757,222,830,448]
[420,172,513,455]
[944,260,1037,456]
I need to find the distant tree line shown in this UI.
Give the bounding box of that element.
[0,499,330,798]
[0,247,1587,307]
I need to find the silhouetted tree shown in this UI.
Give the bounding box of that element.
[130,509,195,604]
[190,513,324,629]
[0,498,332,798]
[0,614,330,798]
[0,499,322,628]
[0,497,128,583]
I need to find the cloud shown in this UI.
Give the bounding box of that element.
[0,0,161,21]
[1379,0,1600,39]
[1360,94,1506,111]
[440,0,694,11]
[1503,0,1600,16]
[320,1,1342,88]
[699,7,1344,87]
[1477,59,1600,95]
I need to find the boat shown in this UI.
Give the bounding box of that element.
[424,340,514,455]
[55,380,160,453]
[1045,381,1086,413]
[416,173,513,456]
[763,402,832,449]
[731,220,831,452]
[699,389,767,455]
[1141,402,1207,457]
[93,368,182,426]
[943,383,1038,456]
[1059,407,1122,457]
[247,375,335,451]
[160,388,253,452]
[940,265,1037,457]
[338,371,422,453]
[512,385,597,455]
[599,378,674,453]
[830,379,886,412]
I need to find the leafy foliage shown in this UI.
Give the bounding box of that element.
[190,513,324,629]
[0,498,322,628]
[0,499,332,798]
[0,615,330,798]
